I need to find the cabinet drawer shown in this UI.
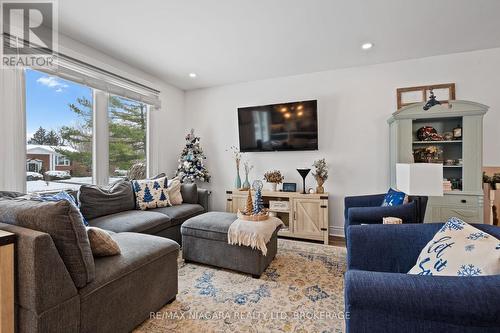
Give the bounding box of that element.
[432,207,480,224]
[429,194,479,207]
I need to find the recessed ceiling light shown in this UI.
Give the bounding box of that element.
[361,43,373,50]
[189,73,197,78]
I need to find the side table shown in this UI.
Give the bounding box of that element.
[0,230,15,333]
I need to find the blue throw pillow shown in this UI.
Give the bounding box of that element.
[35,191,89,226]
[381,188,406,207]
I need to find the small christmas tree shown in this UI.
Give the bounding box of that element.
[159,190,167,201]
[176,129,211,183]
[253,188,264,214]
[153,181,161,190]
[143,185,154,202]
[245,189,253,214]
[133,181,141,193]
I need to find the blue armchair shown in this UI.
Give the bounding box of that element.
[344,194,428,236]
[344,223,500,333]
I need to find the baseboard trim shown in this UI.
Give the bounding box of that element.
[329,225,344,238]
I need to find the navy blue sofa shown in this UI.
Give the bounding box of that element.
[344,223,500,333]
[344,194,428,236]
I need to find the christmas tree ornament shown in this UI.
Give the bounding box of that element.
[175,129,211,183]
[245,189,253,214]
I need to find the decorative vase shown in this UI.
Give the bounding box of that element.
[242,173,250,189]
[315,177,325,194]
[235,168,241,189]
[270,182,278,191]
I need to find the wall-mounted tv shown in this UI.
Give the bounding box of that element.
[238,100,318,152]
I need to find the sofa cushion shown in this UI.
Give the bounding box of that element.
[79,180,135,220]
[132,176,171,210]
[408,217,500,276]
[0,198,95,288]
[180,183,198,204]
[79,233,179,333]
[88,210,172,235]
[87,227,121,257]
[153,203,205,225]
[181,212,237,242]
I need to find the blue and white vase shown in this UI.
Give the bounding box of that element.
[234,168,241,189]
[242,173,250,189]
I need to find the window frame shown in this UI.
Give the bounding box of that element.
[24,69,150,191]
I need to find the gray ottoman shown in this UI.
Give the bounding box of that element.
[181,212,279,278]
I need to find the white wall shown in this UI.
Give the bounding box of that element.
[184,47,500,236]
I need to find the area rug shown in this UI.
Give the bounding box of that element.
[135,239,347,333]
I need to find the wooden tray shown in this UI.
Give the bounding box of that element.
[237,210,270,221]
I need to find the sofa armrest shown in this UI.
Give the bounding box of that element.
[345,270,500,328]
[197,188,210,212]
[0,222,78,314]
[347,223,443,272]
[346,201,417,228]
[344,194,385,219]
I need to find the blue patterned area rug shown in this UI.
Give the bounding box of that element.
[135,239,347,333]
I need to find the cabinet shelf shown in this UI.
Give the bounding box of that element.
[412,140,462,144]
[443,165,463,168]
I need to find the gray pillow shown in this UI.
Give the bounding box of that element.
[0,198,95,288]
[181,183,198,204]
[79,180,135,220]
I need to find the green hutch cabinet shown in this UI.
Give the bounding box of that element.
[388,100,489,223]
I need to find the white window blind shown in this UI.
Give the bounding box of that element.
[40,54,161,108]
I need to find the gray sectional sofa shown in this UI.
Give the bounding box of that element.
[0,181,209,333]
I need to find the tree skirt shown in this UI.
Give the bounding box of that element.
[135,239,347,333]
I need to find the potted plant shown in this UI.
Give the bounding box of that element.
[263,170,284,191]
[312,158,328,194]
[492,173,500,190]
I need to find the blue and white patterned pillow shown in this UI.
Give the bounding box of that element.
[381,188,406,207]
[132,176,171,210]
[408,217,500,276]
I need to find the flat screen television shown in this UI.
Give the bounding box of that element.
[238,100,318,152]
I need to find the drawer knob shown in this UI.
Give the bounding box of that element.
[461,199,467,203]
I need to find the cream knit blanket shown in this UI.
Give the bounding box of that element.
[227,217,284,256]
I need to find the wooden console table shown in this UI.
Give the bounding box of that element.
[226,190,329,244]
[0,231,15,333]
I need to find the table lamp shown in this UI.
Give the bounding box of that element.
[396,163,443,222]
[296,168,311,194]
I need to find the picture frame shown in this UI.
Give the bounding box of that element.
[282,182,297,192]
[396,83,456,109]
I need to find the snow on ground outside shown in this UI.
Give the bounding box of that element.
[27,177,123,193]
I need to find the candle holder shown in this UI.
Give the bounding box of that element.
[296,168,311,194]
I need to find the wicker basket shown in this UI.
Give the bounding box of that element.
[237,210,270,222]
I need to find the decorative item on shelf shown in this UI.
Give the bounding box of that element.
[263,170,284,191]
[413,146,443,163]
[296,168,311,194]
[453,124,462,140]
[308,188,315,194]
[443,132,453,141]
[312,158,328,194]
[445,159,455,166]
[228,146,242,189]
[269,200,289,211]
[175,129,211,183]
[423,89,441,110]
[282,182,297,192]
[416,126,436,141]
[241,161,254,190]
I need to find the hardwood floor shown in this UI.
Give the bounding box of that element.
[328,235,346,247]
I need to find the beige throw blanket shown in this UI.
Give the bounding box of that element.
[227,217,284,256]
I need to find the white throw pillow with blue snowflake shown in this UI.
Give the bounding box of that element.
[132,176,171,210]
[408,217,500,276]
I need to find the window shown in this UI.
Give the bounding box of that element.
[25,69,93,192]
[108,95,148,183]
[55,155,71,166]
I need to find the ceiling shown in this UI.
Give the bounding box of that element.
[58,0,500,90]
